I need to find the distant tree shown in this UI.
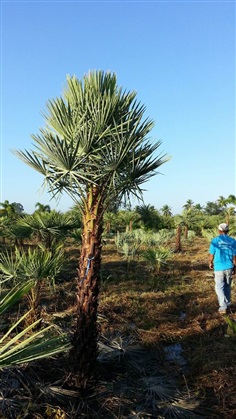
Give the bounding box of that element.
[217,196,228,210]
[204,201,222,215]
[0,200,23,218]
[135,204,162,230]
[117,210,139,232]
[103,211,118,235]
[12,202,24,214]
[182,199,194,212]
[0,200,12,216]
[227,195,236,206]
[34,202,51,213]
[194,204,204,213]
[160,204,172,217]
[218,195,236,225]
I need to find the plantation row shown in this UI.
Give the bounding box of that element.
[0,197,235,369]
[0,203,235,416]
[1,195,236,247]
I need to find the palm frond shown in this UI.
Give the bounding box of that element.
[14,70,170,204]
[0,281,34,315]
[0,249,21,281]
[0,310,71,368]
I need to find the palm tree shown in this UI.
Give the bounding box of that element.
[20,210,78,250]
[7,223,32,248]
[227,195,236,205]
[0,200,16,217]
[226,195,236,226]
[224,206,236,226]
[103,211,118,235]
[217,195,228,209]
[34,202,51,213]
[160,204,172,217]
[204,200,222,215]
[194,203,204,213]
[173,224,181,252]
[14,70,169,387]
[135,204,162,230]
[182,199,194,212]
[0,213,15,244]
[117,209,139,232]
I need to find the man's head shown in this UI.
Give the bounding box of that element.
[218,223,229,234]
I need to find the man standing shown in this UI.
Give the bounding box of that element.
[209,223,236,314]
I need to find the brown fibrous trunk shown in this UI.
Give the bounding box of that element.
[67,190,103,389]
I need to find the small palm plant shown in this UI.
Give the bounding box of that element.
[6,224,32,248]
[136,229,174,247]
[115,231,135,252]
[19,210,79,250]
[141,246,172,274]
[0,245,65,324]
[120,241,139,263]
[225,317,236,336]
[115,231,140,262]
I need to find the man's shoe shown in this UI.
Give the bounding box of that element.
[218,309,227,315]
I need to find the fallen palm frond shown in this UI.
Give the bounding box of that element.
[96,334,216,418]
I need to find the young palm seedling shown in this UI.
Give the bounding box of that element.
[0,245,65,324]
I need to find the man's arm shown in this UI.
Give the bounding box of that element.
[233,255,236,275]
[209,254,214,269]
[209,239,215,269]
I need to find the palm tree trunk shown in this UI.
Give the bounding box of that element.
[174,225,182,253]
[68,189,103,388]
[184,225,188,239]
[25,282,43,326]
[106,221,111,234]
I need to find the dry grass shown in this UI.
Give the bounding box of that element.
[98,237,236,418]
[1,237,236,418]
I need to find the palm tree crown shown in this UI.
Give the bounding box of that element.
[14,71,169,212]
[160,204,172,217]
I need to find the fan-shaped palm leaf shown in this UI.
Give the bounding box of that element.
[0,310,71,368]
[0,282,71,369]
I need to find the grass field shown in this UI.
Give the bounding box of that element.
[1,236,236,418]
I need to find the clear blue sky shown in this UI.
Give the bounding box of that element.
[1,0,235,215]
